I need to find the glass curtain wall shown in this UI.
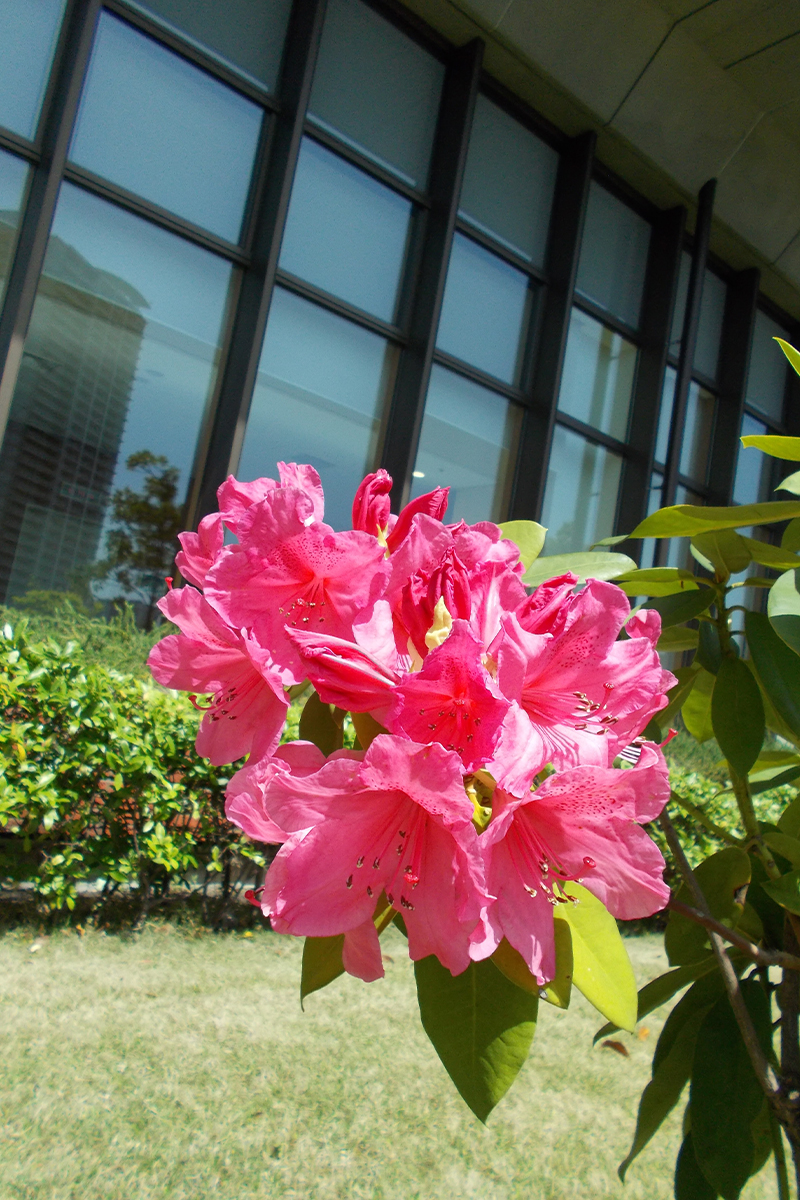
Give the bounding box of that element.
[541,182,650,553]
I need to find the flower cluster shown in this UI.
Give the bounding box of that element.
[149,464,674,986]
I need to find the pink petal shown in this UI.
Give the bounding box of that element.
[343,920,385,981]
[352,469,392,536]
[277,461,325,522]
[385,487,449,553]
[175,513,224,589]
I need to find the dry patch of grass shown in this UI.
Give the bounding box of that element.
[0,926,779,1200]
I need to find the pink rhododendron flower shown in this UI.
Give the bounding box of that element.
[175,512,224,589]
[352,468,392,537]
[471,743,671,984]
[385,486,449,554]
[225,741,328,844]
[148,586,288,765]
[217,461,325,532]
[257,736,488,977]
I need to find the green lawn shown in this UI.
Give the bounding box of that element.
[0,926,780,1200]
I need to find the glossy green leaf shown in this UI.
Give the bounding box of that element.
[614,568,699,597]
[746,611,800,741]
[740,432,800,460]
[498,520,547,570]
[740,535,800,571]
[767,569,800,656]
[654,666,701,736]
[299,691,343,756]
[690,979,772,1199]
[665,847,751,966]
[541,917,573,1009]
[414,956,538,1123]
[631,501,800,539]
[696,622,722,675]
[711,657,765,778]
[522,552,636,589]
[595,956,716,1043]
[590,534,631,548]
[749,764,800,794]
[749,1100,773,1179]
[681,667,716,744]
[691,529,751,578]
[675,1132,717,1200]
[750,749,800,772]
[657,627,700,653]
[776,337,800,378]
[762,869,800,916]
[782,518,800,553]
[762,830,800,867]
[645,588,714,627]
[558,884,636,1031]
[777,469,800,496]
[779,794,800,839]
[746,854,786,949]
[618,971,725,1181]
[301,934,345,1003]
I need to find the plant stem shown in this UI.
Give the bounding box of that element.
[667,898,800,970]
[770,1106,792,1200]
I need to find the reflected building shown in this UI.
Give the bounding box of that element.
[0,215,146,599]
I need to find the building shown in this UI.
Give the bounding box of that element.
[1,0,799,603]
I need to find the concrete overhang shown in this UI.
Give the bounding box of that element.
[400,0,800,321]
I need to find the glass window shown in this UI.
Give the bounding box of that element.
[237,289,396,532]
[308,0,444,189]
[0,150,30,310]
[279,139,411,323]
[746,310,788,423]
[69,13,262,243]
[575,182,650,330]
[639,472,664,569]
[734,414,771,506]
[541,426,622,555]
[436,234,533,385]
[557,309,636,441]
[135,0,292,92]
[459,95,557,268]
[666,485,701,570]
[680,382,715,484]
[694,269,726,381]
[0,183,235,605]
[410,366,521,525]
[0,0,66,141]
[655,366,676,465]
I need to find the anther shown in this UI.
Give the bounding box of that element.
[345,875,353,888]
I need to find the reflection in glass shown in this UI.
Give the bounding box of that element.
[0,183,234,604]
[0,0,65,140]
[694,270,726,381]
[575,183,650,330]
[734,414,771,506]
[655,367,676,465]
[410,366,521,525]
[746,310,787,422]
[137,0,292,92]
[436,234,533,385]
[280,139,411,322]
[541,426,622,555]
[70,13,262,243]
[0,150,30,310]
[557,309,636,441]
[238,289,396,531]
[459,95,557,268]
[639,472,664,569]
[308,0,443,188]
[680,382,715,483]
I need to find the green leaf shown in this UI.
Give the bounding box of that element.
[301,935,345,1004]
[779,795,800,838]
[776,337,800,379]
[614,568,699,598]
[618,970,725,1181]
[690,979,772,1199]
[590,534,631,548]
[299,691,343,756]
[645,588,714,627]
[492,921,573,1009]
[741,433,800,460]
[740,535,800,571]
[762,830,800,867]
[522,552,637,589]
[749,764,800,794]
[777,469,800,496]
[665,848,751,966]
[681,667,716,744]
[762,869,800,915]
[749,1099,773,1179]
[767,569,800,656]
[655,666,701,735]
[558,884,636,1031]
[675,1132,717,1200]
[782,518,800,553]
[746,611,800,741]
[696,622,722,675]
[691,529,752,578]
[711,657,765,778]
[498,520,547,570]
[631,501,800,539]
[595,956,716,1043]
[657,627,700,653]
[414,956,538,1122]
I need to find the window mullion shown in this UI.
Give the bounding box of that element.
[508,129,595,521]
[708,267,760,505]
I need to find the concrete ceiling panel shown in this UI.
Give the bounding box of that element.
[612,25,762,192]
[699,1,800,64]
[678,0,791,49]
[774,229,800,295]
[451,0,511,36]
[714,116,800,260]
[494,0,670,121]
[727,39,800,116]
